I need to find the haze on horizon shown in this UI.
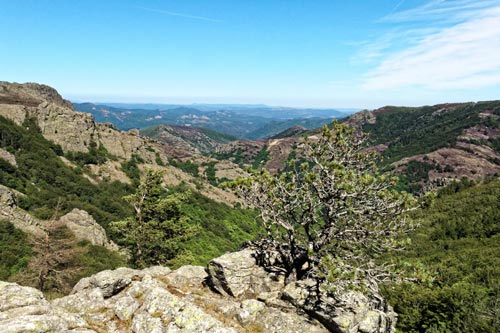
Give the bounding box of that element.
[1,0,499,109]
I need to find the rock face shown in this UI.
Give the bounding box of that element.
[0,249,396,333]
[0,81,165,163]
[0,185,46,237]
[59,208,119,251]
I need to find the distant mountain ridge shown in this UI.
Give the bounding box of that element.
[73,102,351,139]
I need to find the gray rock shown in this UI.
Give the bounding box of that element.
[0,315,68,332]
[114,295,140,321]
[59,208,119,251]
[0,147,17,167]
[0,249,397,333]
[282,280,396,333]
[71,267,142,297]
[166,265,207,290]
[0,281,48,312]
[206,249,283,299]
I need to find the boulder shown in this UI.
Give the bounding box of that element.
[206,249,284,299]
[71,267,142,298]
[282,279,397,333]
[58,208,119,251]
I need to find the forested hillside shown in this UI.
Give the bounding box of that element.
[382,178,500,332]
[345,102,500,192]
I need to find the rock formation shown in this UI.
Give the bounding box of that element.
[58,208,119,251]
[0,81,165,163]
[0,249,396,333]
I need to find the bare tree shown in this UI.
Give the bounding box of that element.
[13,202,82,294]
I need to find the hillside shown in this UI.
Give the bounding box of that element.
[345,102,500,192]
[382,178,500,332]
[0,82,261,294]
[140,124,238,155]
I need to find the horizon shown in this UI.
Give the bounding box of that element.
[1,0,499,108]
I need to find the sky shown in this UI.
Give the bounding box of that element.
[1,0,499,109]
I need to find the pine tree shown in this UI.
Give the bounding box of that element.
[110,169,197,268]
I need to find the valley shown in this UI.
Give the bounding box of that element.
[0,82,498,333]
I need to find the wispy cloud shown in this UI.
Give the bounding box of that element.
[362,0,500,90]
[137,6,222,23]
[390,0,407,15]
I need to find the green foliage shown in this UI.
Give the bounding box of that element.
[251,145,269,169]
[172,185,261,266]
[198,127,239,143]
[362,102,497,164]
[382,179,500,332]
[0,220,31,280]
[229,122,416,292]
[110,170,198,268]
[70,241,127,286]
[168,158,199,177]
[65,140,113,166]
[203,161,218,186]
[0,116,133,229]
[121,154,143,186]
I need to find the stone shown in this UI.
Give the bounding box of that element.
[58,208,119,251]
[206,249,283,299]
[114,295,140,321]
[0,281,48,312]
[166,265,207,290]
[0,147,16,167]
[71,267,142,298]
[0,250,397,333]
[0,314,69,332]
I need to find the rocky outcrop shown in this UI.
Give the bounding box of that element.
[0,81,165,163]
[0,185,119,252]
[0,185,46,237]
[0,148,17,167]
[0,249,396,333]
[58,208,119,251]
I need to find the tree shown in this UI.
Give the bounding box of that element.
[13,202,82,294]
[228,122,416,294]
[110,169,197,268]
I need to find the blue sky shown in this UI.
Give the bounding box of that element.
[1,0,499,108]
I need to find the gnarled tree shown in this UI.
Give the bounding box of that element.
[229,122,416,294]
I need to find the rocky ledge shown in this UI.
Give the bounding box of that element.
[0,249,396,333]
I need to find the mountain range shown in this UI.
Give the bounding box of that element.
[0,82,499,332]
[73,102,354,139]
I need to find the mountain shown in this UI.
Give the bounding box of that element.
[345,102,500,192]
[73,102,344,139]
[88,102,355,119]
[140,124,238,155]
[0,82,260,294]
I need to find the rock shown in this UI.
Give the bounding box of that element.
[206,249,284,299]
[282,280,397,333]
[0,314,69,332]
[58,208,119,251]
[0,281,48,312]
[166,265,207,291]
[0,147,17,167]
[71,267,142,297]
[236,299,265,326]
[0,249,397,333]
[114,295,140,321]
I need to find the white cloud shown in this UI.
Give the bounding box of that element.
[363,1,500,91]
[136,6,221,23]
